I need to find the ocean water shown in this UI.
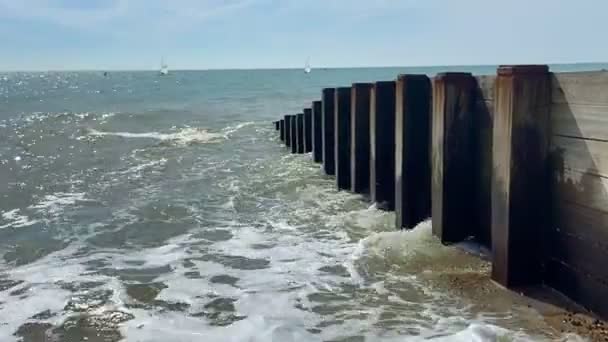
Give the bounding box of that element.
[0,65,604,342]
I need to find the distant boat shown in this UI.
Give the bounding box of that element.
[304,58,311,74]
[160,58,169,76]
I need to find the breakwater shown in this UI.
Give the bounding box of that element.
[273,65,608,320]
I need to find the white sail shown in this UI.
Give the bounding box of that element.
[304,57,311,74]
[160,57,169,75]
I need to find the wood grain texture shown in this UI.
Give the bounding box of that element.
[350,83,373,194]
[547,222,608,283]
[312,101,323,163]
[545,259,608,319]
[552,71,608,105]
[473,86,494,248]
[290,115,297,153]
[369,81,396,209]
[335,87,352,190]
[303,108,313,153]
[395,74,432,229]
[552,200,608,249]
[551,103,608,141]
[284,115,292,148]
[431,73,477,244]
[296,113,305,154]
[551,135,608,178]
[553,168,608,214]
[491,65,551,287]
[322,89,336,175]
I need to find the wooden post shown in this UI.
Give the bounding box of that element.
[303,108,313,153]
[491,65,551,287]
[274,121,280,130]
[279,119,285,142]
[312,101,323,163]
[322,88,336,175]
[431,73,477,244]
[395,74,432,229]
[351,83,373,194]
[284,115,292,148]
[335,87,352,190]
[296,113,305,154]
[290,115,298,153]
[370,81,396,210]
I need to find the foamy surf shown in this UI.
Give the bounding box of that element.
[88,127,224,145]
[29,192,89,217]
[86,122,254,146]
[0,209,39,229]
[221,121,254,137]
[0,70,595,342]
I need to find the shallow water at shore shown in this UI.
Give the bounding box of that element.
[1,67,605,341]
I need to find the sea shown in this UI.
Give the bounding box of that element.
[0,64,605,342]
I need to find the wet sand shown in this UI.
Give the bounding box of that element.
[431,245,608,341]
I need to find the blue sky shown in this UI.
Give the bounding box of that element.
[1,0,607,71]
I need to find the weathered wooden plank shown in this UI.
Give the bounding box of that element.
[552,200,608,249]
[395,74,432,229]
[473,88,494,248]
[431,72,477,244]
[335,87,352,190]
[322,88,336,175]
[303,108,313,153]
[551,71,608,105]
[551,103,608,141]
[546,227,608,283]
[296,113,305,154]
[290,114,297,153]
[491,65,551,287]
[284,115,292,148]
[312,101,323,163]
[370,81,396,210]
[551,135,608,178]
[350,83,373,194]
[553,168,608,214]
[545,259,608,319]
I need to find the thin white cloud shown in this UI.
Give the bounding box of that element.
[0,0,258,31]
[0,0,128,27]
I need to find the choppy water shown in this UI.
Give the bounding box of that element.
[0,65,604,341]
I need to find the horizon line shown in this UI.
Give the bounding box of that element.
[1,61,607,73]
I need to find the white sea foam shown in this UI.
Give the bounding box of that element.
[29,191,88,216]
[221,121,254,137]
[88,127,224,145]
[0,209,38,229]
[0,245,94,342]
[88,122,253,146]
[106,158,168,180]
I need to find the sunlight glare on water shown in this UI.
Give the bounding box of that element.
[0,68,600,341]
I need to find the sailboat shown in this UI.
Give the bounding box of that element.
[160,58,169,76]
[304,57,311,74]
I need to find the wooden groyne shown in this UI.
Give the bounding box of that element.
[272,65,608,320]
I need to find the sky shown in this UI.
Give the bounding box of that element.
[1,0,607,71]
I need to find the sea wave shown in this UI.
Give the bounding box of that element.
[29,192,88,217]
[88,122,253,146]
[0,209,39,229]
[88,127,223,145]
